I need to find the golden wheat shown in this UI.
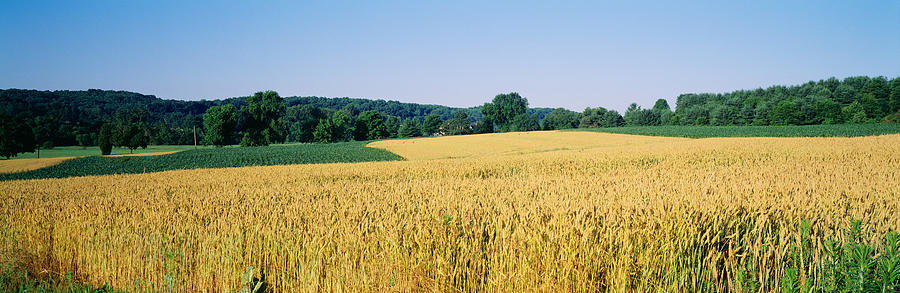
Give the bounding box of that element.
[1,131,898,292]
[0,157,78,174]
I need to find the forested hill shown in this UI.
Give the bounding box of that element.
[0,89,554,146]
[670,76,900,126]
[2,75,898,148]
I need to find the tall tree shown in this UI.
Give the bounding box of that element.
[112,107,149,153]
[890,78,900,114]
[398,118,423,138]
[542,108,578,130]
[422,114,443,136]
[482,92,528,132]
[312,118,336,143]
[354,110,389,140]
[0,113,36,159]
[202,104,237,147]
[285,105,323,142]
[98,123,113,155]
[509,113,540,132]
[441,111,472,135]
[383,115,401,138]
[770,100,801,125]
[241,90,286,147]
[652,99,671,112]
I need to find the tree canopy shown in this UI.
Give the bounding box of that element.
[0,113,35,159]
[240,90,285,146]
[482,92,529,132]
[202,104,238,147]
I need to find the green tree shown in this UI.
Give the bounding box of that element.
[422,114,443,136]
[241,90,286,147]
[857,93,882,120]
[285,105,324,143]
[383,115,401,138]
[541,108,578,130]
[312,118,336,143]
[398,118,423,137]
[602,110,625,127]
[624,103,661,126]
[0,113,36,159]
[98,123,113,155]
[441,111,471,135]
[833,84,858,105]
[508,113,540,132]
[112,107,149,153]
[652,99,671,111]
[770,100,802,125]
[482,92,528,132]
[354,110,389,141]
[864,76,891,115]
[202,104,238,147]
[890,78,900,113]
[75,133,94,149]
[331,110,354,141]
[312,110,354,143]
[471,118,494,134]
[813,98,843,124]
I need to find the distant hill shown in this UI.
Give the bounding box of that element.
[0,88,554,146]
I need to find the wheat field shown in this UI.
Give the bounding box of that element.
[0,157,79,174]
[1,131,898,292]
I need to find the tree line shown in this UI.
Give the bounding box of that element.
[1,75,898,158]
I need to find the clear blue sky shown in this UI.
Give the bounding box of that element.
[2,0,898,111]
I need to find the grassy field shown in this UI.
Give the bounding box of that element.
[7,145,206,159]
[0,142,401,181]
[575,123,900,138]
[2,131,898,292]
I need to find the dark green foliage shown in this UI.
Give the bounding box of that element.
[541,108,578,130]
[312,118,336,143]
[580,107,624,128]
[111,107,150,153]
[890,79,900,113]
[285,105,324,142]
[383,115,402,138]
[770,100,802,125]
[422,114,443,136]
[241,91,286,147]
[312,110,353,143]
[674,76,899,127]
[508,113,540,132]
[0,89,216,146]
[202,104,237,147]
[652,98,671,111]
[470,118,494,134]
[0,113,35,159]
[578,124,900,138]
[98,123,113,155]
[441,111,473,135]
[0,142,402,181]
[624,103,664,126]
[354,110,390,140]
[398,118,423,138]
[834,84,858,104]
[75,132,95,148]
[482,92,529,132]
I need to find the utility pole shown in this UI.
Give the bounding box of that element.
[193,126,198,149]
